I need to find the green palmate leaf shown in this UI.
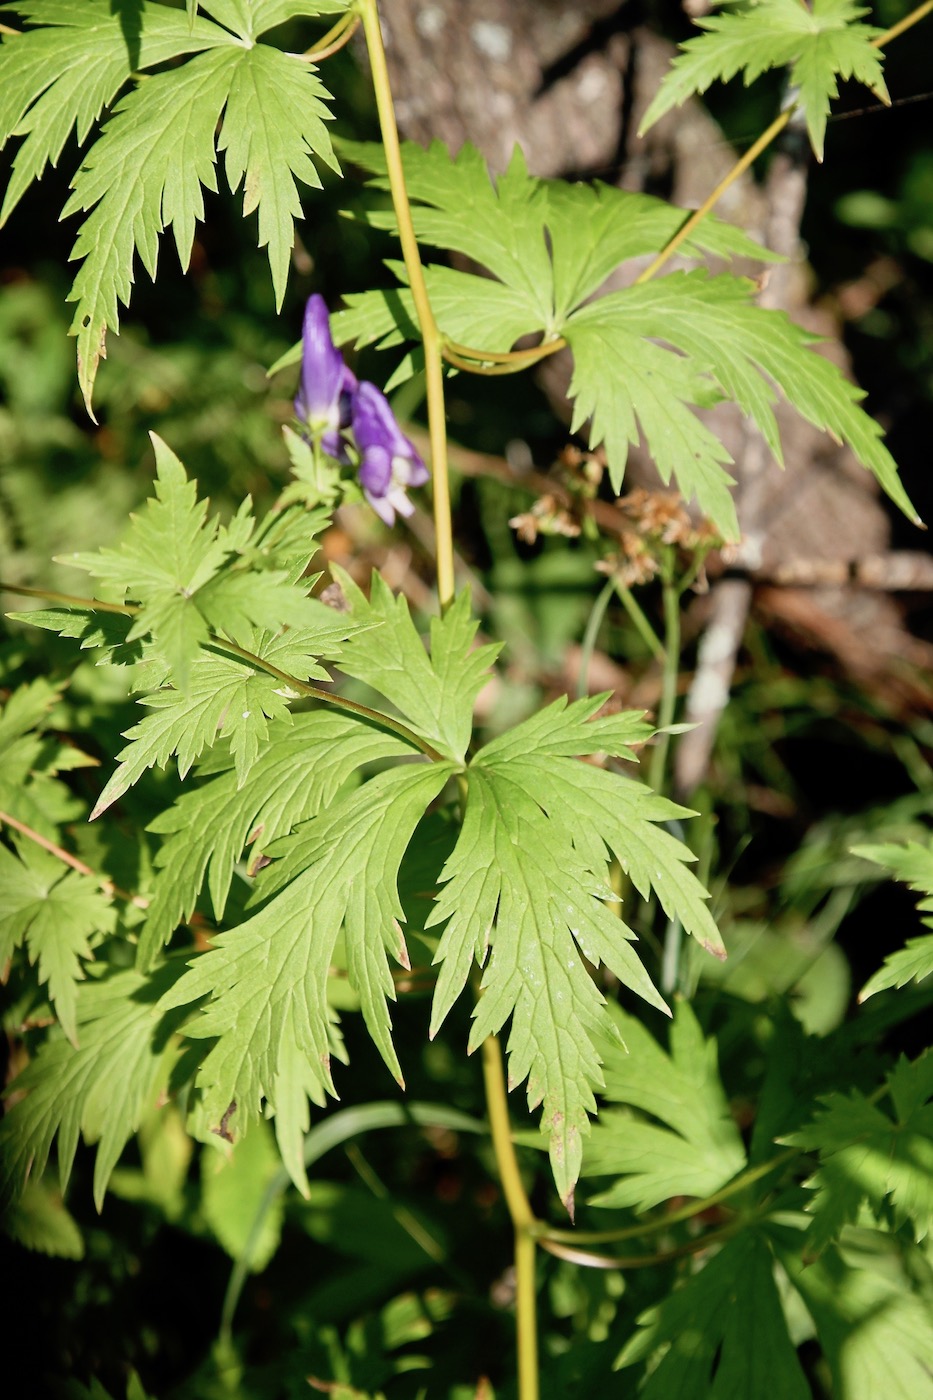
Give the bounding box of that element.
[63,436,347,696]
[0,676,94,837]
[139,711,411,968]
[0,843,117,1046]
[784,1053,933,1253]
[0,962,188,1210]
[160,762,455,1192]
[200,0,349,38]
[855,839,933,998]
[778,1229,933,1400]
[427,696,724,1210]
[616,1229,810,1398]
[639,0,889,161]
[332,570,500,763]
[341,138,774,331]
[322,141,913,536]
[564,269,919,537]
[0,1,231,226]
[58,32,336,408]
[1,1181,84,1260]
[563,300,738,536]
[582,1001,747,1211]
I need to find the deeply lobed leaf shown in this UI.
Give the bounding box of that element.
[582,1001,747,1212]
[160,762,455,1192]
[428,696,724,1210]
[0,963,189,1210]
[639,0,888,161]
[0,843,116,1045]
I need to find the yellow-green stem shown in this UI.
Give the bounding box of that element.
[577,578,615,700]
[612,578,666,665]
[481,1036,539,1400]
[1,580,137,614]
[635,107,793,285]
[443,337,565,365]
[872,0,933,46]
[648,556,682,794]
[302,11,358,59]
[359,0,455,610]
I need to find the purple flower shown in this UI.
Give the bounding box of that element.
[294,294,357,458]
[351,381,429,525]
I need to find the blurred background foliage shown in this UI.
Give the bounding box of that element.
[1,1,933,1395]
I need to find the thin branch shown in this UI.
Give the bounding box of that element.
[1,581,136,615]
[872,0,933,47]
[539,1217,748,1271]
[0,809,148,908]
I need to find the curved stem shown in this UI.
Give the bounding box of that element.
[539,1215,750,1271]
[301,11,359,60]
[443,337,566,370]
[442,345,563,377]
[540,1146,799,1245]
[359,0,454,609]
[481,1035,539,1400]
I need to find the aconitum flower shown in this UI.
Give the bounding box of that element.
[351,380,429,525]
[294,294,357,458]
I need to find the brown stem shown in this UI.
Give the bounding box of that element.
[0,809,148,908]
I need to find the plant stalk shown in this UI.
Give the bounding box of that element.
[648,554,682,794]
[576,578,615,700]
[359,0,455,610]
[481,1035,539,1400]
